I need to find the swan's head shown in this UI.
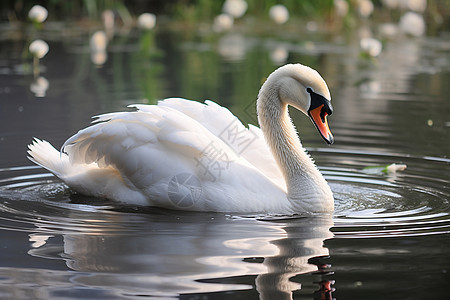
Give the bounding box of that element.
[261,63,334,144]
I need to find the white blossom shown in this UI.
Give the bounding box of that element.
[213,14,234,32]
[269,5,289,25]
[360,37,382,57]
[90,31,108,52]
[399,12,425,37]
[137,13,156,30]
[29,40,49,59]
[28,5,48,23]
[222,0,247,19]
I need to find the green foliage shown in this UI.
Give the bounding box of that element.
[1,0,336,22]
[247,0,334,16]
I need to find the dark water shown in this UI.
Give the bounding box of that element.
[0,20,449,299]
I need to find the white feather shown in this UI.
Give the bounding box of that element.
[27,64,334,214]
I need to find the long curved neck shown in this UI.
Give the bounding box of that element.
[257,90,317,180]
[257,87,332,212]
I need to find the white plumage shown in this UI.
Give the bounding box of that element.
[28,64,335,214]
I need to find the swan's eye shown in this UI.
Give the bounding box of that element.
[307,88,333,115]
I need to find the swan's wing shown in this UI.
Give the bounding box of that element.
[141,98,285,189]
[61,104,261,191]
[63,105,234,169]
[58,100,289,211]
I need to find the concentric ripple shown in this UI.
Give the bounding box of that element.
[0,149,449,239]
[317,148,450,238]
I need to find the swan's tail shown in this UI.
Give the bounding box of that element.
[27,138,69,178]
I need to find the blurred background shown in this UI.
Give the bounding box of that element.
[0,0,449,166]
[0,1,450,299]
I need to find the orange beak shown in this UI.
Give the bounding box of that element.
[308,104,334,144]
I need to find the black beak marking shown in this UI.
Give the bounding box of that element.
[307,88,333,116]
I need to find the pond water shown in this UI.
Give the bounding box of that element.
[0,20,449,299]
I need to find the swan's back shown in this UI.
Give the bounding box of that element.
[30,98,289,212]
[156,98,285,188]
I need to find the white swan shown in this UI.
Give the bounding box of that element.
[28,64,334,214]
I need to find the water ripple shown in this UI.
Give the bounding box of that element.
[0,149,449,239]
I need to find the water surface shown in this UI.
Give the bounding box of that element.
[0,21,449,299]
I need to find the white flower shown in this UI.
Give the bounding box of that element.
[29,40,49,59]
[28,5,48,23]
[357,0,374,18]
[89,31,108,65]
[222,0,248,19]
[399,12,425,37]
[360,37,382,57]
[379,23,399,39]
[90,31,108,52]
[102,10,115,32]
[334,0,349,17]
[269,5,289,25]
[213,14,234,32]
[91,51,107,66]
[137,13,156,30]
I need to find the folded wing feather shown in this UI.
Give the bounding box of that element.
[60,99,285,193]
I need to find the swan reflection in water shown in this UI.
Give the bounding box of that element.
[27,208,334,299]
[255,217,334,300]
